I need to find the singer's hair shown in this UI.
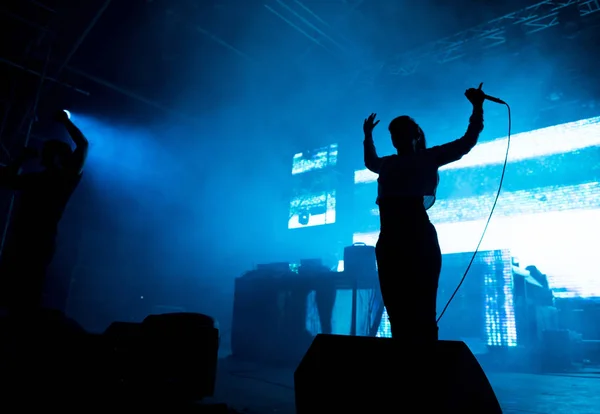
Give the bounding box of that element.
[388,116,426,151]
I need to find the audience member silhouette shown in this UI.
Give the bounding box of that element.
[0,110,88,315]
[363,84,486,342]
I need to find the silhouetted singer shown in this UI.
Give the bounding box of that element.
[0,110,88,314]
[363,84,486,341]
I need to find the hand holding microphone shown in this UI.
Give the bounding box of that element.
[465,83,486,107]
[465,82,506,106]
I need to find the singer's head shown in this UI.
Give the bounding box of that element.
[388,116,426,155]
[42,139,73,170]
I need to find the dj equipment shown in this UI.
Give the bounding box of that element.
[232,270,322,363]
[295,334,502,413]
[232,269,380,363]
[343,242,376,276]
[343,242,379,336]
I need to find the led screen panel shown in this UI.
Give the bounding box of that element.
[289,144,339,229]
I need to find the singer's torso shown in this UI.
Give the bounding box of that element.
[376,152,440,210]
[378,196,432,236]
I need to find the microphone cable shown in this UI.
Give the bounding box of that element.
[437,103,511,323]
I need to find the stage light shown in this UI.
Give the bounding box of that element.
[63,110,71,119]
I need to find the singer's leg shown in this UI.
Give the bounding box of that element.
[376,226,441,343]
[408,223,442,342]
[375,237,402,338]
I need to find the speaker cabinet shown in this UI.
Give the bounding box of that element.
[141,312,219,400]
[295,334,502,413]
[101,313,219,401]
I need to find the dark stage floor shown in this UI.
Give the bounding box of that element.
[208,357,600,413]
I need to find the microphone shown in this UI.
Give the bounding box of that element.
[484,94,506,105]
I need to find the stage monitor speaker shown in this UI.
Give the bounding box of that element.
[294,334,502,413]
[103,321,145,389]
[141,312,219,400]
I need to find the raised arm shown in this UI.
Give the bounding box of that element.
[56,111,88,174]
[363,113,384,173]
[429,106,483,166]
[428,84,486,167]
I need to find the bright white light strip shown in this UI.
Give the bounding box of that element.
[363,181,600,223]
[354,116,600,184]
[353,208,600,298]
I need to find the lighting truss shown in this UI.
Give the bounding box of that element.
[386,0,600,76]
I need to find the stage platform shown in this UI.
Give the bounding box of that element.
[209,357,600,413]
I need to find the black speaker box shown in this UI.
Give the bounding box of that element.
[103,321,145,389]
[295,334,502,413]
[101,313,219,401]
[141,312,219,400]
